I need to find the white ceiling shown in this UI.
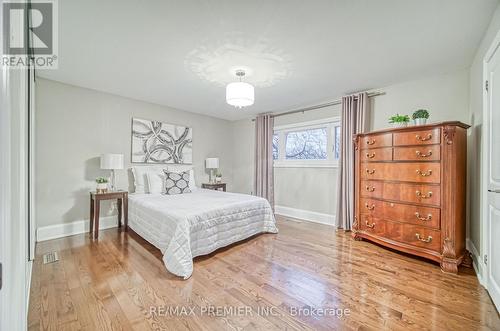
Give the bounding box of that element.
[38,0,498,121]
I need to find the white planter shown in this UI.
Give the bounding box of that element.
[215,177,222,183]
[393,122,408,128]
[414,118,427,126]
[96,182,108,192]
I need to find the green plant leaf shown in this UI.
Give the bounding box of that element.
[412,109,429,120]
[389,114,410,123]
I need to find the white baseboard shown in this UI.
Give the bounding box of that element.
[36,216,118,242]
[275,205,335,226]
[467,238,486,287]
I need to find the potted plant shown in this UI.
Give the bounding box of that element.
[215,170,222,183]
[95,177,109,193]
[412,109,430,126]
[389,114,410,128]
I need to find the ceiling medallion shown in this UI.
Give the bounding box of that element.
[184,33,293,88]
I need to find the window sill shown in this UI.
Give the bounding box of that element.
[273,162,339,169]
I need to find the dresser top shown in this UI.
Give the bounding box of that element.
[355,121,470,137]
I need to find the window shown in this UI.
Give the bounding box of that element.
[285,128,327,160]
[272,134,279,160]
[273,117,341,167]
[334,125,341,159]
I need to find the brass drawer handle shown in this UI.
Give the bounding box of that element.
[365,221,375,229]
[366,139,375,145]
[415,212,432,221]
[365,152,376,159]
[415,233,432,243]
[365,169,375,175]
[416,169,432,177]
[416,150,432,157]
[365,186,375,192]
[416,191,433,199]
[416,134,432,141]
[364,203,375,210]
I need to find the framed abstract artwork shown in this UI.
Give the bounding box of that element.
[131,118,193,164]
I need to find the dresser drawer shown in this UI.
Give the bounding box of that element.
[393,128,440,146]
[393,145,441,161]
[401,225,441,252]
[361,181,440,206]
[360,214,386,236]
[361,147,392,162]
[361,181,383,198]
[360,198,440,229]
[360,215,402,241]
[382,182,440,206]
[360,133,392,149]
[361,163,441,183]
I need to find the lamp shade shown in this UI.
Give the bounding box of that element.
[100,154,124,170]
[205,157,219,169]
[226,82,254,108]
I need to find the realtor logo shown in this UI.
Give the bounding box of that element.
[2,0,58,68]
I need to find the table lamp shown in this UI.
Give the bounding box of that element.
[100,153,124,191]
[205,157,219,184]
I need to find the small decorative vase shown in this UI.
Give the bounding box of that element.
[393,122,408,128]
[96,182,108,194]
[414,118,427,126]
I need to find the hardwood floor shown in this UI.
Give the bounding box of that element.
[28,217,499,331]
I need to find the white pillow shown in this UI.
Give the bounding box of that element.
[146,171,164,194]
[132,166,165,193]
[131,166,150,194]
[167,166,196,191]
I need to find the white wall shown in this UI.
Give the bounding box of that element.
[274,167,338,215]
[231,69,471,219]
[468,4,500,273]
[35,78,234,229]
[231,119,255,195]
[369,69,470,129]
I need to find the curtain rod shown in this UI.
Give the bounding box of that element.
[251,91,385,121]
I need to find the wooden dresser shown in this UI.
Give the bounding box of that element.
[352,121,471,273]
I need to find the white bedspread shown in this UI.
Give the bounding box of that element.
[128,189,277,279]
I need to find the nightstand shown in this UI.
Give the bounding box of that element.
[202,183,226,191]
[89,190,128,239]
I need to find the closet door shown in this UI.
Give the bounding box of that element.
[484,33,500,312]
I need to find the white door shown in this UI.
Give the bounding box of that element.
[484,37,500,310]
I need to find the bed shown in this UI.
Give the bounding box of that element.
[128,188,277,279]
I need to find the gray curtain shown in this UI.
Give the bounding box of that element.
[336,92,369,230]
[254,114,274,207]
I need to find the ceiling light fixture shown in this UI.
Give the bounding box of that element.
[226,70,254,108]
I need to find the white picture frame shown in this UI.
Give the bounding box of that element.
[131,117,193,164]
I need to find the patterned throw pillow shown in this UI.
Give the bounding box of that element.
[163,170,192,195]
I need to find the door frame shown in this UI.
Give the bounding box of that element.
[0,2,33,329]
[0,9,13,330]
[481,28,500,305]
[0,43,30,331]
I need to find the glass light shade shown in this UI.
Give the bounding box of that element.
[226,82,254,108]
